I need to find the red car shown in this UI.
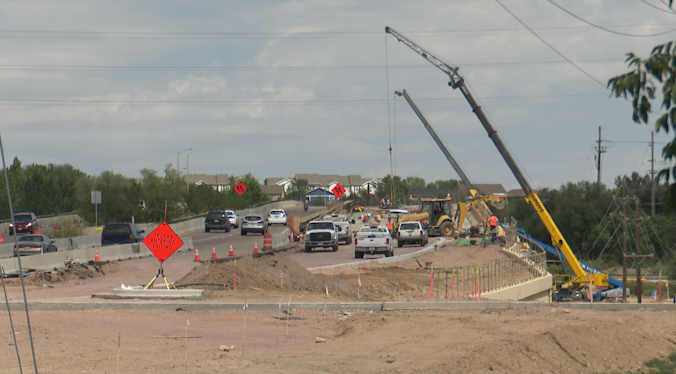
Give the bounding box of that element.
[9,212,38,235]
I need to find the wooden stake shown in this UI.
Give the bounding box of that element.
[116,333,121,374]
[242,301,248,358]
[286,295,291,335]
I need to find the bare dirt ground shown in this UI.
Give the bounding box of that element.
[2,243,676,374]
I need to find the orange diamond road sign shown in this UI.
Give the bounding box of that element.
[143,222,184,262]
[332,183,346,199]
[234,181,247,196]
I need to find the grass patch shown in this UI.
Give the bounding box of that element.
[599,352,676,373]
[49,224,86,238]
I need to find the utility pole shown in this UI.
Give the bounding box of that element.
[594,126,607,186]
[650,131,656,215]
[635,197,642,303]
[622,186,628,302]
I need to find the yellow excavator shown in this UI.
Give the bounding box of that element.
[393,89,506,237]
[387,26,611,300]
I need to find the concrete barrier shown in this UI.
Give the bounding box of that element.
[0,213,82,234]
[0,237,193,276]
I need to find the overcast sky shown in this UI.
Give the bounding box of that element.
[1,0,675,192]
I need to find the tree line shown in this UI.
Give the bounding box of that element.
[0,158,270,224]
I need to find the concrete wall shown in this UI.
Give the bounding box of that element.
[0,217,292,275]
[481,274,553,302]
[0,213,82,234]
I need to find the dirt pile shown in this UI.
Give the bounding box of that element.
[10,262,116,286]
[175,244,517,302]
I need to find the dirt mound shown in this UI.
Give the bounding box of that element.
[20,262,116,286]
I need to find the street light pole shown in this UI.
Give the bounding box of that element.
[186,149,202,191]
[177,148,192,173]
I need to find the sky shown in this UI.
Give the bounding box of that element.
[1,0,675,192]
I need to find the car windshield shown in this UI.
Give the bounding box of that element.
[18,235,42,242]
[400,223,419,230]
[307,222,333,230]
[14,214,32,223]
[270,210,284,215]
[103,225,131,234]
[207,212,225,219]
[245,216,262,221]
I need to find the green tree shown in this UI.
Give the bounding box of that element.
[426,179,460,197]
[608,37,676,211]
[284,178,309,201]
[225,174,270,208]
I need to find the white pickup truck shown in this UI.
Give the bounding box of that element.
[354,225,394,258]
[304,221,339,252]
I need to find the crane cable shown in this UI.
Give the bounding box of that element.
[385,33,395,202]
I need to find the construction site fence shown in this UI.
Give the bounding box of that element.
[429,252,547,300]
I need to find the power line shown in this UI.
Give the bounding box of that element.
[0,59,625,72]
[0,93,609,107]
[495,0,606,88]
[548,0,676,37]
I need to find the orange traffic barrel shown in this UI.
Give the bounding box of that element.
[263,232,272,250]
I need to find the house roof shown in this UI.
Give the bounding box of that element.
[455,183,506,196]
[408,188,449,198]
[294,173,379,187]
[261,185,284,195]
[184,174,230,185]
[264,177,289,186]
[307,187,334,196]
[507,188,526,198]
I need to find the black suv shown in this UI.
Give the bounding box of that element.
[101,223,145,246]
[205,210,231,232]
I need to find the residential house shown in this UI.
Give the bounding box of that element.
[183,174,230,192]
[261,185,285,201]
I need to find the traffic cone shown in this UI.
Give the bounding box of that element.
[290,234,294,242]
[0,233,4,244]
[211,245,217,259]
[95,248,100,262]
[194,248,200,262]
[228,244,234,257]
[253,242,258,254]
[34,229,41,234]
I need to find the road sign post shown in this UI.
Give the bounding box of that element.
[143,222,184,289]
[91,191,101,227]
[234,181,247,196]
[331,183,346,199]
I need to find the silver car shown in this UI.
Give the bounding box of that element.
[396,221,428,247]
[225,209,239,228]
[240,214,268,236]
[14,234,58,256]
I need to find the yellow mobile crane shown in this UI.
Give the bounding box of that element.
[386,26,610,300]
[394,89,506,236]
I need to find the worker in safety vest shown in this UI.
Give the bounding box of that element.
[488,214,498,243]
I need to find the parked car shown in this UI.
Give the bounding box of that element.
[13,234,57,256]
[354,225,394,258]
[304,220,339,252]
[101,223,145,246]
[9,212,38,235]
[396,221,428,247]
[204,210,231,232]
[225,209,239,228]
[241,215,268,235]
[267,209,287,226]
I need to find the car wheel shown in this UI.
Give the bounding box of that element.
[439,221,454,237]
[354,251,363,259]
[386,250,393,257]
[305,245,312,253]
[226,227,230,233]
[241,231,246,236]
[421,239,428,246]
[397,241,403,248]
[205,228,210,233]
[332,245,338,252]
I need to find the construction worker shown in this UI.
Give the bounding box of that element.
[446,193,451,201]
[488,214,498,243]
[386,218,393,231]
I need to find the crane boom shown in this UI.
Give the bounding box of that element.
[394,89,475,192]
[386,26,608,289]
[395,88,501,229]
